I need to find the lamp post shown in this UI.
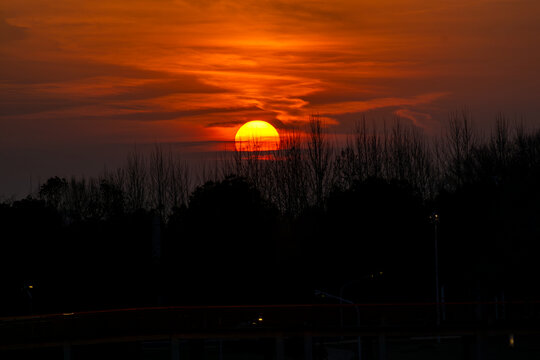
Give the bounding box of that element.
[23,283,34,314]
[315,289,362,359]
[430,211,441,327]
[339,280,364,328]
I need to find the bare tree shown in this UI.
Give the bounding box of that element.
[490,114,510,172]
[149,144,170,218]
[306,114,333,208]
[125,149,148,212]
[271,129,309,215]
[168,152,191,210]
[443,109,477,188]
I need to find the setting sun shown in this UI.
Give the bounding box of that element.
[235,120,280,153]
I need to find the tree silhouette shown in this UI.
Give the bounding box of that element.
[38,176,67,209]
[3,112,540,313]
[167,176,280,304]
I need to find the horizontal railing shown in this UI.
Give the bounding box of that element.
[1,301,540,349]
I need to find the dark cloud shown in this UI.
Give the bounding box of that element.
[257,1,344,23]
[100,78,224,104]
[205,120,247,128]
[0,71,226,117]
[0,58,169,85]
[326,108,402,133]
[0,88,92,117]
[108,109,227,122]
[50,105,269,123]
[205,108,279,127]
[167,140,232,150]
[303,91,376,107]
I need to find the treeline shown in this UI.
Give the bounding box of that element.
[2,112,540,314]
[33,148,192,221]
[30,112,539,219]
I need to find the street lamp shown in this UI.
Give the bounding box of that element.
[429,211,441,327]
[315,289,362,359]
[23,283,34,314]
[339,280,365,328]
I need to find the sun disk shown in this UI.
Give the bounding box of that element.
[235,120,280,153]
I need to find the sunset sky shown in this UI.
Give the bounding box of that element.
[1,0,540,197]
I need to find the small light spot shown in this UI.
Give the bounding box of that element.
[509,334,515,347]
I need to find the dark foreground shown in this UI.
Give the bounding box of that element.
[2,301,540,359]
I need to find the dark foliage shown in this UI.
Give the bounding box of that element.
[165,176,280,304]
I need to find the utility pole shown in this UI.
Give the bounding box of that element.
[314,290,362,359]
[430,212,441,328]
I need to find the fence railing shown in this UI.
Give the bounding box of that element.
[1,301,540,349]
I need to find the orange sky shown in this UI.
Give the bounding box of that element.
[1,0,540,196]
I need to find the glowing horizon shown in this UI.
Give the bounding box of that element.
[2,0,540,196]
